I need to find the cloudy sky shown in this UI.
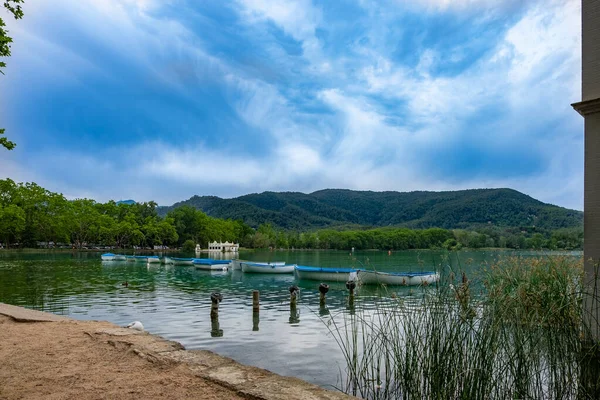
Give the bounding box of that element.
[0,0,583,209]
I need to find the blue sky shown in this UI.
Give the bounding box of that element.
[0,0,583,209]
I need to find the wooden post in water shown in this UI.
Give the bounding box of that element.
[288,285,300,323]
[289,285,299,308]
[252,290,260,313]
[346,279,356,306]
[251,290,260,331]
[319,283,329,307]
[210,292,222,320]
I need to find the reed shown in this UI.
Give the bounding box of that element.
[326,255,598,399]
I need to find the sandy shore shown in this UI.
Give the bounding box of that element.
[0,315,246,400]
[0,304,355,400]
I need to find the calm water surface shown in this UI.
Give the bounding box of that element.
[0,249,579,390]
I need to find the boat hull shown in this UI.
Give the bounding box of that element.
[101,253,115,261]
[236,260,285,270]
[241,263,295,274]
[195,264,229,271]
[171,258,195,265]
[295,266,359,282]
[113,255,127,261]
[359,270,439,286]
[146,257,161,264]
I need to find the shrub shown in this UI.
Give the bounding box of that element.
[181,239,195,253]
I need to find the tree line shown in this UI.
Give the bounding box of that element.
[245,224,583,251]
[0,179,250,249]
[0,179,583,251]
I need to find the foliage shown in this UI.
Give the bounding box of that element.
[1,0,24,150]
[181,239,195,253]
[0,179,249,249]
[485,256,584,328]
[328,256,592,399]
[0,128,15,150]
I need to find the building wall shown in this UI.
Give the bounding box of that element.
[582,0,600,101]
[585,113,600,339]
[581,0,600,340]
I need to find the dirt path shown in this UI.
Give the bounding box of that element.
[0,315,245,400]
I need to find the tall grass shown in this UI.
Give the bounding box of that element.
[327,255,600,399]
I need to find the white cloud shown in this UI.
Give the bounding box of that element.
[235,0,330,73]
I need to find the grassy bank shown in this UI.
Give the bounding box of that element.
[327,255,599,399]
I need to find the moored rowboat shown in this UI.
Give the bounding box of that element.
[241,262,295,274]
[192,258,231,270]
[235,260,284,270]
[359,270,439,286]
[171,257,195,265]
[194,263,229,271]
[101,253,128,261]
[295,265,360,282]
[101,253,116,261]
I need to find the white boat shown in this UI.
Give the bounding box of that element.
[113,254,127,261]
[237,260,285,271]
[146,256,161,264]
[241,262,295,274]
[359,270,440,286]
[101,253,116,261]
[192,258,231,270]
[295,265,360,282]
[171,257,195,265]
[162,257,174,264]
[195,263,229,271]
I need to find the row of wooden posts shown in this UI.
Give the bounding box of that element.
[210,279,357,317]
[208,279,357,336]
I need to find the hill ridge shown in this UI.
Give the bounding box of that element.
[157,188,581,231]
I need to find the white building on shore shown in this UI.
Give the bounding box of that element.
[203,241,240,252]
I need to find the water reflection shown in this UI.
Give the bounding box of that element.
[211,317,224,337]
[289,305,300,324]
[252,311,260,331]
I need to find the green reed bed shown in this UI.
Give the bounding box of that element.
[327,255,598,399]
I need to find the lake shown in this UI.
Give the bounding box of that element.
[0,249,580,390]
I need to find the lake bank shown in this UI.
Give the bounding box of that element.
[0,303,355,400]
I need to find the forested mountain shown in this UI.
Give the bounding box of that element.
[157,188,582,231]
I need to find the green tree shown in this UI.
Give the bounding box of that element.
[69,199,101,249]
[182,239,195,253]
[0,203,25,247]
[1,0,24,150]
[156,218,178,246]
